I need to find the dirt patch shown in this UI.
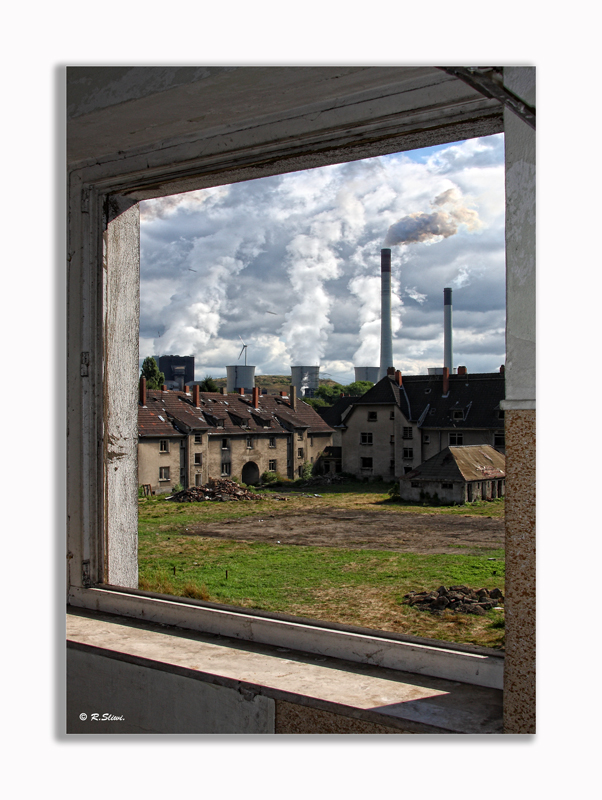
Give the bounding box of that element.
[184,507,504,554]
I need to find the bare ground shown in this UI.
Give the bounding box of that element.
[185,506,504,554]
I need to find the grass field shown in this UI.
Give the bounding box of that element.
[138,482,506,649]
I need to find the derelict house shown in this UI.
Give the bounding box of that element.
[399,444,506,504]
[138,379,334,493]
[322,367,505,480]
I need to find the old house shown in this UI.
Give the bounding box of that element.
[399,444,506,504]
[138,380,334,492]
[325,368,505,480]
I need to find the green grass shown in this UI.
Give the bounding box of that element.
[138,484,506,648]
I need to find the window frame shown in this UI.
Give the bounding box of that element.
[66,68,534,707]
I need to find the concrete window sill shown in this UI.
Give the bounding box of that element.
[67,608,503,735]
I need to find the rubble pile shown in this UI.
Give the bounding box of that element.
[167,478,265,503]
[403,585,504,615]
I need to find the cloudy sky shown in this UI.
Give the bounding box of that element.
[140,133,506,384]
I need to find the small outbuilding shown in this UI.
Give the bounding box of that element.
[399,445,505,504]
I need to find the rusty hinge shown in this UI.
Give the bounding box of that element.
[80,352,90,377]
[82,559,91,588]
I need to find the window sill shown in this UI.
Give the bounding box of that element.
[67,605,503,734]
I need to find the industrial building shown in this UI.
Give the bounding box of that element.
[153,354,195,390]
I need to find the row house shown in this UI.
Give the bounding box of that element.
[320,367,505,480]
[138,379,334,494]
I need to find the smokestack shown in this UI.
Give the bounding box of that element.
[442,366,449,395]
[289,385,297,411]
[193,384,200,407]
[139,376,147,406]
[379,248,393,380]
[252,387,259,408]
[444,288,453,373]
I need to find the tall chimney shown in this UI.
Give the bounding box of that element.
[379,248,393,380]
[444,288,453,374]
[139,376,147,406]
[289,385,297,411]
[442,366,449,395]
[193,384,200,407]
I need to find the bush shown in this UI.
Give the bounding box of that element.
[301,461,314,480]
[172,483,184,493]
[261,471,279,484]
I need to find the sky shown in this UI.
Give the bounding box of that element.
[139,133,506,385]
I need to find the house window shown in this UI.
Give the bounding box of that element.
[217,420,224,428]
[268,460,277,471]
[195,473,202,487]
[221,462,231,476]
[494,432,505,446]
[390,435,395,444]
[360,432,373,445]
[297,466,303,477]
[449,433,463,445]
[360,457,373,472]
[221,438,229,449]
[159,466,170,481]
[297,448,304,459]
[194,433,202,444]
[402,427,412,439]
[367,411,377,421]
[389,459,395,473]
[452,409,464,420]
[403,448,413,459]
[246,436,253,449]
[194,453,202,466]
[389,411,395,420]
[269,437,276,448]
[297,432,303,441]
[423,434,430,444]
[309,435,314,447]
[442,482,453,489]
[159,439,169,453]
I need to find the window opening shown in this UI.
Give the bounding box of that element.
[135,134,507,649]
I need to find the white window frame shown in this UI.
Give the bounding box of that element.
[66,67,534,698]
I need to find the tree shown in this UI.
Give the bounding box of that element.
[140,356,165,389]
[343,380,373,396]
[198,375,219,392]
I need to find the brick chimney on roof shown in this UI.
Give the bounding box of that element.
[394,370,402,386]
[442,367,449,395]
[161,384,167,392]
[184,385,190,394]
[458,366,467,376]
[289,385,297,411]
[252,386,259,408]
[192,384,200,407]
[238,387,245,395]
[139,376,147,406]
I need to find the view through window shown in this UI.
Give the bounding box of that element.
[137,134,507,650]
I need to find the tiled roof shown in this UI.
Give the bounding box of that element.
[402,445,506,483]
[138,389,334,438]
[138,404,185,438]
[341,373,504,429]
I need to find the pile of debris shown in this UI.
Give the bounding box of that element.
[166,478,265,503]
[403,585,504,615]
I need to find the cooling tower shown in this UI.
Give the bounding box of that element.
[291,365,320,398]
[354,366,380,384]
[226,364,256,393]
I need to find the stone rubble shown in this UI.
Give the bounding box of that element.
[403,585,504,615]
[166,478,266,502]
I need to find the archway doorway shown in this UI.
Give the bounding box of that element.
[242,461,260,485]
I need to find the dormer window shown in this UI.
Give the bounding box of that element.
[452,409,464,420]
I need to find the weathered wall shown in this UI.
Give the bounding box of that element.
[138,437,182,493]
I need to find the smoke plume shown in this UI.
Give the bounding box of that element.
[384,187,482,246]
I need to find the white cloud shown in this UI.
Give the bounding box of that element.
[140,134,506,383]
